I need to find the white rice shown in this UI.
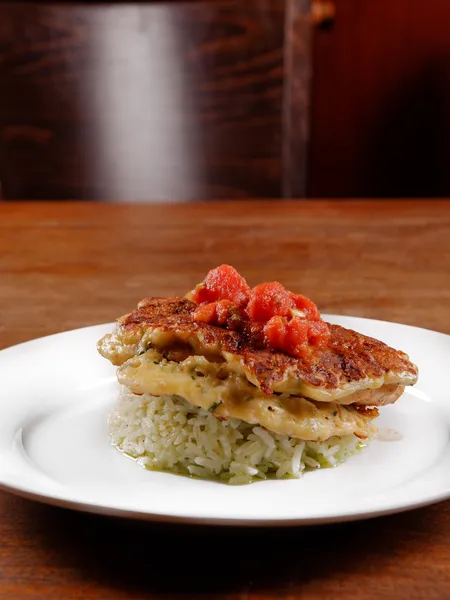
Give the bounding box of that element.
[108,388,364,485]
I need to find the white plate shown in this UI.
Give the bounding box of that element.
[0,316,449,526]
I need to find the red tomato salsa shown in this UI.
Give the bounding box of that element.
[187,265,329,356]
[189,264,250,306]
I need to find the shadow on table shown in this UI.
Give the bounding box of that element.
[12,497,441,597]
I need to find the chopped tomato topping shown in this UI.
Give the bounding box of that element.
[193,301,221,324]
[215,299,233,324]
[264,315,328,356]
[190,265,250,306]
[188,265,329,357]
[246,282,294,322]
[307,319,330,347]
[193,299,233,325]
[290,293,321,321]
[286,317,310,350]
[263,315,287,344]
[264,316,308,357]
[263,316,286,352]
[193,299,245,330]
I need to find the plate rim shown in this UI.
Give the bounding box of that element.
[2,477,450,527]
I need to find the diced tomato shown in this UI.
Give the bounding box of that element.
[290,293,321,321]
[264,316,309,356]
[307,319,330,348]
[189,265,329,357]
[285,317,309,350]
[246,282,295,322]
[193,302,219,324]
[264,315,328,356]
[215,299,233,324]
[263,315,288,349]
[191,265,250,306]
[193,299,239,327]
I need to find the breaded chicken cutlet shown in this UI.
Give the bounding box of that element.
[99,269,418,444]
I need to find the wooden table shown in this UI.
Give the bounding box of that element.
[1,200,450,600]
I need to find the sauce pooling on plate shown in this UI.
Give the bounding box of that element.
[187,264,330,358]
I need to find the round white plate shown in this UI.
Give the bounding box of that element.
[0,316,449,526]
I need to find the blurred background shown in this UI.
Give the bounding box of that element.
[0,0,449,202]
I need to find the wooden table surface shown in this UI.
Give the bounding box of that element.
[1,200,450,600]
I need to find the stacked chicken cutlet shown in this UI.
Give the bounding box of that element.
[98,266,418,484]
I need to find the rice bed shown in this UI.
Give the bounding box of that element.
[108,388,364,485]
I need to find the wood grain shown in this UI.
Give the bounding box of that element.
[1,200,450,599]
[0,1,311,201]
[283,0,312,197]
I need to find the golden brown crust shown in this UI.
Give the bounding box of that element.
[102,296,418,396]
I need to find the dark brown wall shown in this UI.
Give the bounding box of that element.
[310,0,450,198]
[5,1,448,200]
[0,1,312,201]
